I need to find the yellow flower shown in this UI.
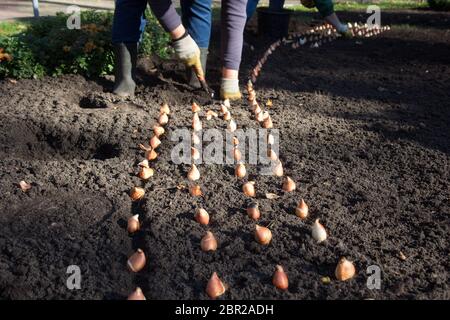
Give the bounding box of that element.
[63,45,71,53]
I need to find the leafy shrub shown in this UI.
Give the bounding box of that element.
[0,9,171,79]
[428,0,450,10]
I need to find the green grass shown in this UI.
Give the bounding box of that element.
[289,0,428,12]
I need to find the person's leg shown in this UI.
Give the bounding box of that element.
[221,0,248,100]
[112,0,148,97]
[181,0,212,88]
[246,0,259,21]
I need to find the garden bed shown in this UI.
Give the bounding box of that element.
[0,9,449,299]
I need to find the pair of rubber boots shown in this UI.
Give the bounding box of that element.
[113,43,208,97]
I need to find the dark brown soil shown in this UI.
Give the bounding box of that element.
[0,10,449,300]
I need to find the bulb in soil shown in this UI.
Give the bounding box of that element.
[232,137,239,146]
[127,287,146,300]
[201,231,218,252]
[130,187,145,201]
[191,147,200,161]
[273,161,284,177]
[189,184,202,197]
[220,104,228,114]
[150,135,161,149]
[255,225,272,245]
[192,132,201,145]
[153,125,165,137]
[233,147,242,161]
[145,148,158,161]
[282,176,296,192]
[188,164,200,181]
[311,219,327,243]
[223,111,231,121]
[295,199,308,220]
[267,134,275,145]
[255,111,264,122]
[335,257,356,281]
[228,119,237,132]
[235,163,246,179]
[272,265,289,290]
[138,166,154,180]
[192,113,202,131]
[223,99,231,108]
[206,272,226,299]
[195,208,209,225]
[192,102,201,113]
[158,113,169,126]
[19,180,31,192]
[247,202,260,220]
[160,103,170,115]
[127,214,140,233]
[206,110,218,120]
[243,181,256,197]
[262,116,273,129]
[138,159,149,168]
[127,249,146,272]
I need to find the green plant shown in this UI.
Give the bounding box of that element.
[0,10,171,79]
[428,0,450,10]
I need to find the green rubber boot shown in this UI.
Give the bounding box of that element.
[113,43,137,97]
[186,47,208,89]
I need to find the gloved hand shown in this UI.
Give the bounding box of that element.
[172,33,204,79]
[220,78,242,101]
[336,23,353,39]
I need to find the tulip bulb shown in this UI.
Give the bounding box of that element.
[235,163,246,179]
[192,102,201,113]
[223,99,231,108]
[268,149,278,161]
[267,134,275,145]
[223,111,231,121]
[189,184,202,197]
[195,208,209,225]
[160,103,170,115]
[295,199,308,219]
[282,176,296,192]
[127,249,146,272]
[256,111,264,122]
[188,164,200,181]
[272,265,288,290]
[233,147,242,161]
[243,181,256,197]
[247,202,260,220]
[228,119,237,132]
[255,225,272,245]
[145,148,158,161]
[201,231,218,251]
[153,125,165,137]
[19,180,31,192]
[311,219,327,243]
[138,166,154,180]
[138,159,149,168]
[206,272,226,299]
[127,214,140,233]
[191,147,200,160]
[232,137,239,146]
[192,132,201,145]
[335,257,356,281]
[130,187,145,201]
[192,113,202,131]
[273,161,283,177]
[220,104,228,114]
[158,113,169,125]
[127,287,146,300]
[262,116,273,129]
[150,135,161,149]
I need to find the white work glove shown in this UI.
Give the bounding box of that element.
[172,33,203,78]
[220,78,242,101]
